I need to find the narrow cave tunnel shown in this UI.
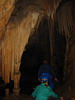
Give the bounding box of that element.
[19,17,66,95]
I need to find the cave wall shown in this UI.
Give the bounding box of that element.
[0,0,15,42]
[0,0,75,87]
[57,1,75,81]
[0,0,15,77]
[0,9,41,84]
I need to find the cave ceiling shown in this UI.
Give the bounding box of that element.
[0,0,74,45]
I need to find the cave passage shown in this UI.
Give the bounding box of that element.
[19,17,66,95]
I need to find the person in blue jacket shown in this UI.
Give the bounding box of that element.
[31,77,63,100]
[38,60,58,89]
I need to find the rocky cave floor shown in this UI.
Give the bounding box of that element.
[1,80,75,100]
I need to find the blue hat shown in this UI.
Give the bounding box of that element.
[40,73,50,80]
[41,76,48,80]
[40,75,48,83]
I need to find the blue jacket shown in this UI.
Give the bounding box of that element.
[38,64,53,79]
[32,83,60,100]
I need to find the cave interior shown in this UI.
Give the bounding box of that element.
[20,17,66,95]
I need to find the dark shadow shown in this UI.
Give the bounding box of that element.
[19,17,50,95]
[55,29,66,83]
[19,17,66,95]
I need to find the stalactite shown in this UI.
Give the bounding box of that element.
[38,0,62,19]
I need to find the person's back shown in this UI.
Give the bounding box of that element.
[38,60,55,89]
[31,80,61,100]
[38,60,53,79]
[38,63,51,75]
[32,83,50,100]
